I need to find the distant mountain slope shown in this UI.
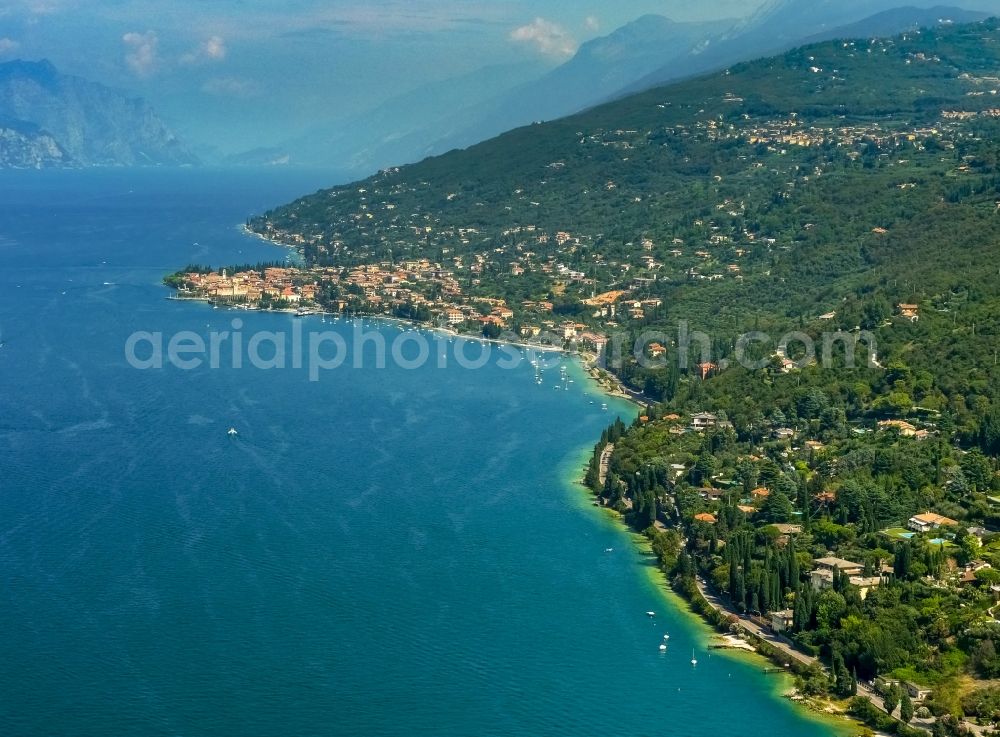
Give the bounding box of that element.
[0,117,67,168]
[427,16,734,154]
[621,3,994,96]
[282,62,548,173]
[801,5,990,42]
[286,17,730,175]
[220,146,292,168]
[0,60,197,167]
[287,6,995,176]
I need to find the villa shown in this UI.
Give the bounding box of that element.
[814,557,864,577]
[908,512,959,533]
[878,419,919,437]
[811,557,884,598]
[691,412,718,432]
[770,609,794,633]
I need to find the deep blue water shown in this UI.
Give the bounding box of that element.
[0,170,836,736]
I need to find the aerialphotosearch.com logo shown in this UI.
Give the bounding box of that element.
[124,319,879,381]
[124,318,562,381]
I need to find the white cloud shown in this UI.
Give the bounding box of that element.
[203,35,226,59]
[509,17,576,58]
[181,35,227,64]
[122,30,158,76]
[201,76,258,98]
[22,0,72,15]
[584,16,600,32]
[104,1,512,44]
[0,38,20,56]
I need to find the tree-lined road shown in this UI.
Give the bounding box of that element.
[691,575,940,733]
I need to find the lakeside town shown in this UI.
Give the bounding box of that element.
[167,259,613,352]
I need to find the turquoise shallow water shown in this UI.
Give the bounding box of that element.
[0,170,838,736]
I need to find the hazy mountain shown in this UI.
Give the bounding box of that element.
[427,15,734,153]
[623,2,1000,95]
[0,60,197,168]
[0,117,68,168]
[801,5,989,42]
[220,146,293,168]
[284,61,549,173]
[729,0,992,45]
[433,6,990,160]
[283,16,731,175]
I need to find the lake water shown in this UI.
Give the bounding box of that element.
[0,170,838,736]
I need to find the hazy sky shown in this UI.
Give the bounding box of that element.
[0,1,765,152]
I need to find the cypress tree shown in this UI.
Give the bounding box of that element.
[728,544,738,595]
[883,684,900,715]
[900,691,913,723]
[895,542,912,579]
[793,589,810,632]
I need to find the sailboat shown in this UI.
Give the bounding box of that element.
[691,650,698,666]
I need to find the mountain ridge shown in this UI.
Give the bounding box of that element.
[0,59,197,168]
[274,17,731,174]
[619,2,996,96]
[425,14,736,154]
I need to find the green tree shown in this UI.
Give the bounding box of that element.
[946,467,969,497]
[735,459,759,495]
[972,639,1000,678]
[832,648,852,697]
[883,683,900,716]
[961,449,993,492]
[894,542,912,580]
[762,490,794,523]
[691,452,717,486]
[900,691,913,723]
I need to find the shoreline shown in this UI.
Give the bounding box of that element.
[235,223,642,365]
[567,478,858,737]
[240,223,304,264]
[168,292,570,355]
[583,364,645,406]
[563,373,859,737]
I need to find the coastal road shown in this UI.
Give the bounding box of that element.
[694,576,815,669]
[692,576,941,733]
[598,443,614,487]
